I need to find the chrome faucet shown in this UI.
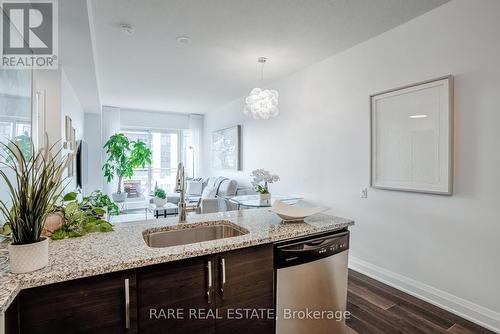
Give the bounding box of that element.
[175,162,187,223]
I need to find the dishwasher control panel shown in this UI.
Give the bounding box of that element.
[275,230,349,269]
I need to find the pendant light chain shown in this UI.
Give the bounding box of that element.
[261,60,264,82]
[258,56,267,83]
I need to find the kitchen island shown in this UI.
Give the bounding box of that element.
[0,208,354,333]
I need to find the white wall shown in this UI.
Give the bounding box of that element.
[34,67,84,155]
[61,68,85,192]
[61,69,84,141]
[120,108,190,130]
[34,69,62,147]
[83,113,102,195]
[203,0,500,330]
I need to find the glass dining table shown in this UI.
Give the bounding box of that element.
[221,194,303,209]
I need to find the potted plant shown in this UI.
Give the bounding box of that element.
[251,169,280,201]
[83,190,120,218]
[102,133,152,202]
[0,139,72,273]
[153,188,167,208]
[50,192,113,240]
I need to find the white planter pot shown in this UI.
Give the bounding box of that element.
[112,192,128,202]
[154,197,167,208]
[259,193,271,201]
[9,238,49,273]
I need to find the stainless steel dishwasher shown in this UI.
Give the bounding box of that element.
[275,230,349,334]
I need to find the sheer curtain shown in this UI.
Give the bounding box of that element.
[188,114,203,178]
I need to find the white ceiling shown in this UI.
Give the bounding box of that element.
[88,0,449,114]
[59,0,101,113]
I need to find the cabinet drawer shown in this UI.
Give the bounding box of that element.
[19,270,137,334]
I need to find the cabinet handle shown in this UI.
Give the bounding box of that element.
[219,258,226,299]
[207,260,213,304]
[124,278,130,329]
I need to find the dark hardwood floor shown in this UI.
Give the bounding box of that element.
[346,269,496,334]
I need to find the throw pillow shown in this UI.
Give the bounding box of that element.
[186,180,203,196]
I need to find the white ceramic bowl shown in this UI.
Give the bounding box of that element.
[270,200,328,222]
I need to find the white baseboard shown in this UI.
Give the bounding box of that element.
[349,256,500,333]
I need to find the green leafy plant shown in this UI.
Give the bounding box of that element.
[255,184,269,194]
[0,138,72,245]
[51,192,113,240]
[154,188,166,199]
[102,133,152,194]
[82,190,119,216]
[1,223,11,236]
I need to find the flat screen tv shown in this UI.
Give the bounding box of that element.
[75,140,88,190]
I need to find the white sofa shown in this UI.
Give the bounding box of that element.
[166,176,240,214]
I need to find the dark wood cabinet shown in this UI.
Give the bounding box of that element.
[18,270,137,334]
[137,244,274,334]
[215,244,274,334]
[7,244,275,334]
[137,256,216,334]
[4,297,19,334]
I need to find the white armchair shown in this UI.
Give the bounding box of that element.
[199,197,228,214]
[198,177,238,214]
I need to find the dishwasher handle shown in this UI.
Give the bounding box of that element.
[275,231,349,269]
[281,238,333,252]
[304,239,327,246]
[281,243,327,252]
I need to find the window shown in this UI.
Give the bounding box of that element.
[122,129,183,195]
[0,122,12,139]
[0,69,32,162]
[16,121,30,137]
[150,131,179,193]
[121,130,150,196]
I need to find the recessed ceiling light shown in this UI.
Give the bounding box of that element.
[409,114,428,119]
[119,23,135,35]
[176,36,191,45]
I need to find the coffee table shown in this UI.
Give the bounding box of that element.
[147,203,178,218]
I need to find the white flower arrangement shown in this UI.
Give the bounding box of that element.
[250,169,280,194]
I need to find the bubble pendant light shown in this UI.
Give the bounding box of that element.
[244,57,279,120]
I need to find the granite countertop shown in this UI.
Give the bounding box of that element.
[0,208,354,313]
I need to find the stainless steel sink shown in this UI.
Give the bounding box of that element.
[143,222,248,248]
